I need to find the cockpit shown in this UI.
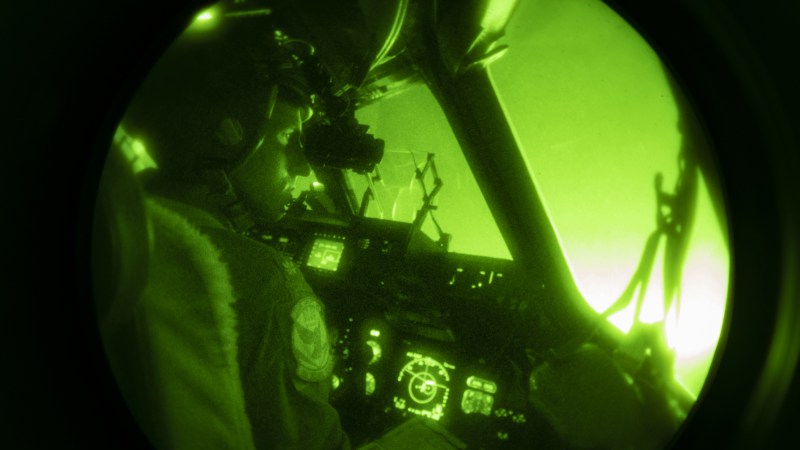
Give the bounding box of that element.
[93,0,730,448]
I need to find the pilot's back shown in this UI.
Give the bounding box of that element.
[118,195,348,449]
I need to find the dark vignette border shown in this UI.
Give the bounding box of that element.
[603,0,800,448]
[3,0,797,448]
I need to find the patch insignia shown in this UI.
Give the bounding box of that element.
[290,297,331,382]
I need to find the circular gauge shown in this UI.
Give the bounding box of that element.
[396,354,452,420]
[408,370,439,404]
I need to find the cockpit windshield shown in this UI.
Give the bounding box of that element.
[347,83,512,260]
[489,0,730,397]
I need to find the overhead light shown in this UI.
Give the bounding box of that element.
[195,11,213,22]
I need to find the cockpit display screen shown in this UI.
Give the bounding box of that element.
[307,238,345,271]
[393,351,455,421]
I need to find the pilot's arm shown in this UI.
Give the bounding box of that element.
[285,293,352,450]
[215,235,350,450]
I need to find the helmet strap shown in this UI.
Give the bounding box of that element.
[201,168,256,234]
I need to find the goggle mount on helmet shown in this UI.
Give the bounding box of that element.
[224,1,385,175]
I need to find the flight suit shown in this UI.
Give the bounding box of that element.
[106,191,349,450]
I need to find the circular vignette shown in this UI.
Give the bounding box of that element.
[603,0,800,448]
[5,0,795,448]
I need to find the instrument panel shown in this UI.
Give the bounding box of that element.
[252,211,555,447]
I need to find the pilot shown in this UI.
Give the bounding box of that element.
[105,8,350,450]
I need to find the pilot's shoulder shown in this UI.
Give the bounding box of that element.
[148,195,229,231]
[200,226,313,298]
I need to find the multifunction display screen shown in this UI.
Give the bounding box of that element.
[393,351,455,421]
[307,238,345,272]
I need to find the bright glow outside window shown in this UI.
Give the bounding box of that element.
[489,0,729,397]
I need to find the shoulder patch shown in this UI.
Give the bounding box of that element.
[290,297,332,382]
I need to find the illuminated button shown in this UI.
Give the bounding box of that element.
[494,408,509,418]
[365,372,376,396]
[369,329,381,337]
[461,389,493,416]
[366,340,382,365]
[466,375,497,394]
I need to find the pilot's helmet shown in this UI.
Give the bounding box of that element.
[122,3,313,180]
